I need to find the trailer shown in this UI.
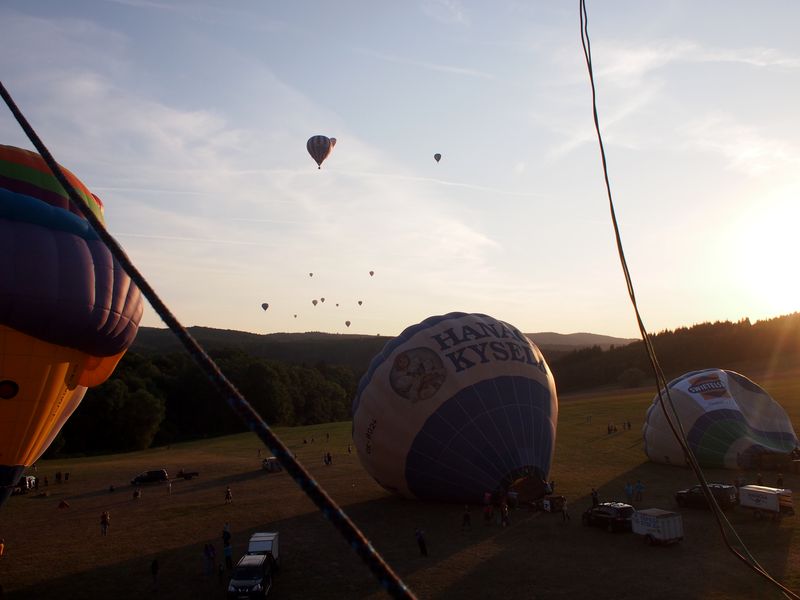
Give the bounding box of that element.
[632,508,684,545]
[738,485,794,520]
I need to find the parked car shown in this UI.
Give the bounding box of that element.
[261,457,283,473]
[130,469,169,485]
[582,502,634,532]
[675,483,738,510]
[227,553,272,599]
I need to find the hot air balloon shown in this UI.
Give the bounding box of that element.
[358,301,363,306]
[336,303,339,307]
[294,314,297,318]
[352,312,558,504]
[643,368,798,470]
[0,145,144,506]
[369,271,375,277]
[261,303,269,311]
[307,135,334,169]
[434,153,442,163]
[321,298,325,303]
[345,321,351,328]
[312,299,318,306]
[309,272,313,277]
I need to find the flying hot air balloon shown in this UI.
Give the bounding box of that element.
[321,298,325,303]
[294,314,297,318]
[643,368,798,469]
[312,299,318,307]
[369,271,375,277]
[358,300,363,306]
[352,312,557,503]
[309,272,313,277]
[434,153,442,163]
[307,135,335,169]
[261,303,269,311]
[345,321,351,328]
[0,145,144,506]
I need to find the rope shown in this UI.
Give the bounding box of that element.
[0,80,416,600]
[578,4,799,598]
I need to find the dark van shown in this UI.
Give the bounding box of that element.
[130,469,169,485]
[227,554,272,599]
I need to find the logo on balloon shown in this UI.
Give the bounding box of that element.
[688,374,729,400]
[389,348,446,403]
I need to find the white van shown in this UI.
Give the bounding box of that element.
[247,532,280,569]
[738,485,794,519]
[632,508,684,545]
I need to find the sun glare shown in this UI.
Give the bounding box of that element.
[733,189,800,317]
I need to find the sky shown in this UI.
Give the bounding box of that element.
[1,0,799,339]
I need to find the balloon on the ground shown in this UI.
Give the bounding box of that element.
[261,303,269,311]
[307,135,334,169]
[434,153,442,163]
[643,368,799,469]
[0,145,144,506]
[352,312,558,503]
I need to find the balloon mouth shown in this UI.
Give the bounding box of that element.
[504,467,548,503]
[0,380,19,399]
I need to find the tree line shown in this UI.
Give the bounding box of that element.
[51,312,799,456]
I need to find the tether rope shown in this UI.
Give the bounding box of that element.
[0,79,415,600]
[578,3,799,598]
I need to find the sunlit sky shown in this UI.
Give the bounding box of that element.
[2,1,798,338]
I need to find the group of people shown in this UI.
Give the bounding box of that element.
[322,452,334,466]
[607,421,632,434]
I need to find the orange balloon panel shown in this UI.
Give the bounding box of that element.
[0,325,125,467]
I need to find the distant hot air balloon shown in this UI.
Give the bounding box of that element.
[369,271,375,277]
[336,303,339,307]
[352,312,557,503]
[312,299,318,306]
[321,298,325,303]
[434,153,442,163]
[309,272,313,277]
[294,314,297,318]
[643,368,799,469]
[358,300,363,306]
[307,135,334,169]
[0,145,144,506]
[261,303,269,311]
[345,321,351,328]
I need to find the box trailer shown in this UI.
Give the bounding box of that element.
[247,532,280,568]
[738,485,794,519]
[632,508,684,545]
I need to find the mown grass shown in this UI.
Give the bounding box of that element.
[1,371,799,599]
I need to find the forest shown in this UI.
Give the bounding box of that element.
[52,312,800,456]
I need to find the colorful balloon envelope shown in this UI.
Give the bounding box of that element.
[306,135,334,169]
[352,312,558,503]
[643,368,798,469]
[0,145,143,505]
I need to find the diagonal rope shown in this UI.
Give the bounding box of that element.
[0,79,415,600]
[578,3,799,598]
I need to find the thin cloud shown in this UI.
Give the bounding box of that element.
[355,48,492,79]
[334,169,541,197]
[420,0,469,26]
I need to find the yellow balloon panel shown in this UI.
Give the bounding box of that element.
[0,326,123,467]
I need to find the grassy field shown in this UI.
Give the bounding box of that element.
[1,369,800,599]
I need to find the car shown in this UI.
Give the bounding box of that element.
[11,475,37,496]
[582,502,635,532]
[227,553,272,599]
[675,483,738,510]
[130,469,169,485]
[261,457,283,473]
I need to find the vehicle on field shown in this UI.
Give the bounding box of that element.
[261,457,283,473]
[130,469,169,485]
[738,485,794,520]
[675,483,738,510]
[582,502,634,532]
[632,508,684,545]
[176,469,199,480]
[227,553,272,599]
[247,532,280,569]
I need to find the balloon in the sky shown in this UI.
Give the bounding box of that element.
[345,321,351,328]
[294,314,297,318]
[320,298,325,303]
[369,271,375,277]
[643,368,799,469]
[352,312,558,503]
[358,301,363,306]
[261,303,269,311]
[434,153,442,163]
[309,272,313,277]
[336,303,339,307]
[307,135,334,169]
[0,145,144,506]
[312,299,318,306]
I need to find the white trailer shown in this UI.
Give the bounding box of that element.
[738,485,794,519]
[632,508,684,545]
[247,532,280,568]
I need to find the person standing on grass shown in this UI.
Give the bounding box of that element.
[0,538,5,559]
[225,486,232,504]
[415,529,428,556]
[634,480,645,502]
[624,482,634,503]
[150,558,159,591]
[100,511,110,536]
[561,498,570,522]
[224,542,233,570]
[591,488,599,507]
[461,505,472,530]
[222,523,232,547]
